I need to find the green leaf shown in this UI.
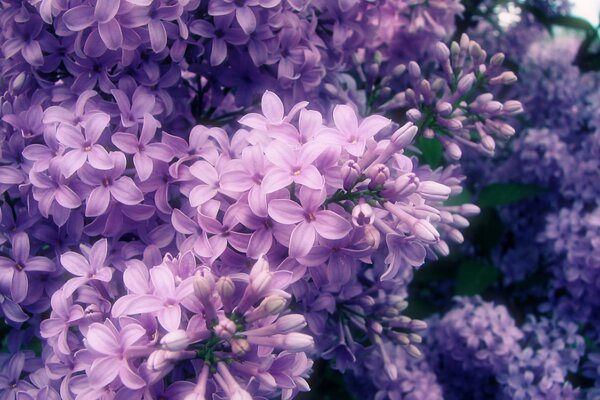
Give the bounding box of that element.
[477,183,545,207]
[415,136,443,168]
[455,259,500,296]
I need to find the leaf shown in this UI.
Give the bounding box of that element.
[415,136,443,168]
[455,259,500,296]
[477,183,545,207]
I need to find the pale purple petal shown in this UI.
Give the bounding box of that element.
[94,0,120,23]
[87,144,115,170]
[111,177,143,205]
[11,270,28,303]
[333,104,358,134]
[288,222,315,258]
[268,199,304,224]
[60,252,90,276]
[98,19,123,50]
[157,306,181,332]
[112,294,164,316]
[111,133,139,154]
[86,186,111,217]
[294,165,323,190]
[12,232,30,263]
[86,323,119,355]
[119,364,146,389]
[262,168,293,193]
[148,20,167,53]
[90,356,120,388]
[62,6,95,31]
[55,186,82,209]
[313,210,352,240]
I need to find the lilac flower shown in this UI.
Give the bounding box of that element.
[59,239,113,297]
[82,320,148,389]
[77,151,144,217]
[56,113,114,177]
[111,114,173,181]
[40,290,85,355]
[111,87,157,128]
[0,233,54,303]
[262,141,325,193]
[112,265,195,331]
[332,104,390,157]
[62,0,124,52]
[268,187,352,257]
[189,15,248,66]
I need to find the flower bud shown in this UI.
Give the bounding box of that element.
[459,204,480,216]
[490,52,505,67]
[216,276,235,299]
[392,64,406,77]
[367,163,389,189]
[481,135,496,152]
[435,102,453,116]
[406,108,422,123]
[230,338,251,356]
[148,350,169,371]
[457,73,475,95]
[489,71,517,85]
[406,344,422,358]
[363,224,381,249]
[423,128,435,139]
[352,202,375,226]
[193,275,214,301]
[483,101,503,114]
[214,317,237,339]
[341,159,361,190]
[412,219,440,243]
[447,228,464,244]
[408,61,421,80]
[444,141,462,160]
[418,181,451,202]
[283,333,314,351]
[390,123,418,151]
[434,42,450,62]
[503,100,523,114]
[275,314,306,333]
[161,330,191,351]
[370,321,383,334]
[263,295,288,315]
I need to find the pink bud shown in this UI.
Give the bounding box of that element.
[193,275,214,301]
[408,61,421,80]
[390,122,418,149]
[214,317,237,339]
[435,102,453,116]
[341,159,361,190]
[503,100,523,114]
[275,314,306,333]
[161,330,191,351]
[406,108,422,122]
[230,338,251,356]
[367,163,390,189]
[489,71,517,85]
[457,73,475,95]
[434,42,450,62]
[216,276,235,299]
[418,181,451,202]
[412,219,440,242]
[490,52,505,67]
[283,333,314,351]
[447,228,464,244]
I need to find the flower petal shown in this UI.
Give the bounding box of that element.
[313,210,352,240]
[268,199,304,225]
[288,222,315,258]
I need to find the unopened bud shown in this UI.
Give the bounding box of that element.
[230,338,251,355]
[193,275,214,301]
[341,159,361,190]
[263,295,288,315]
[216,276,235,299]
[503,100,523,114]
[392,64,406,77]
[408,61,421,80]
[283,333,314,351]
[483,101,503,114]
[481,135,495,152]
[436,102,453,116]
[489,71,517,85]
[490,52,505,67]
[457,73,476,95]
[406,344,422,358]
[370,321,383,334]
[161,330,191,351]
[459,204,480,216]
[434,42,450,62]
[412,220,440,243]
[447,228,464,244]
[418,181,451,202]
[445,141,462,160]
[406,108,422,123]
[214,317,237,339]
[275,314,307,333]
[367,164,389,189]
[391,123,418,149]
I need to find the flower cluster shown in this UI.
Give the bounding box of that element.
[425,296,523,398]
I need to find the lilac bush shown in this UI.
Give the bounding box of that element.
[1,0,599,398]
